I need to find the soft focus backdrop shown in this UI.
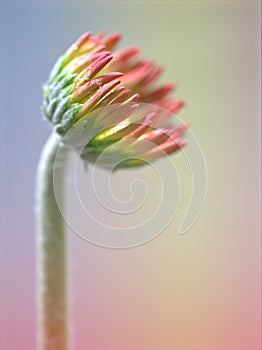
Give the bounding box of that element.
[1,1,261,350]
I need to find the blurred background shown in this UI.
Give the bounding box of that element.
[1,1,261,349]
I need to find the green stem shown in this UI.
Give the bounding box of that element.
[36,132,70,350]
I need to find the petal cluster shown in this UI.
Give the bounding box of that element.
[42,32,188,168]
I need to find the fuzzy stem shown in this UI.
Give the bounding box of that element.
[36,132,70,350]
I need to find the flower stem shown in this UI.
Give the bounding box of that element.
[36,132,70,350]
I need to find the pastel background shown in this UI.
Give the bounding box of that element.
[1,1,261,350]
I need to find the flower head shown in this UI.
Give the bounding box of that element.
[42,32,188,168]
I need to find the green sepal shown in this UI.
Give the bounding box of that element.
[88,135,121,148]
[56,104,82,135]
[114,158,146,169]
[41,106,49,120]
[49,74,77,100]
[43,84,50,99]
[48,56,65,82]
[80,144,137,169]
[52,96,71,124]
[58,84,75,99]
[44,97,59,120]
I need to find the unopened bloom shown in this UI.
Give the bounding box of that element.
[42,32,188,168]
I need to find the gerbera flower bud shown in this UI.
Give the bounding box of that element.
[37,31,191,350]
[42,32,188,168]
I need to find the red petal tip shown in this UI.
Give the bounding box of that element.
[102,33,122,50]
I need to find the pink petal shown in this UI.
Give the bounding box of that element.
[79,80,121,116]
[101,33,122,51]
[71,52,111,74]
[110,46,140,67]
[142,82,175,102]
[86,54,114,79]
[72,72,123,102]
[109,89,132,104]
